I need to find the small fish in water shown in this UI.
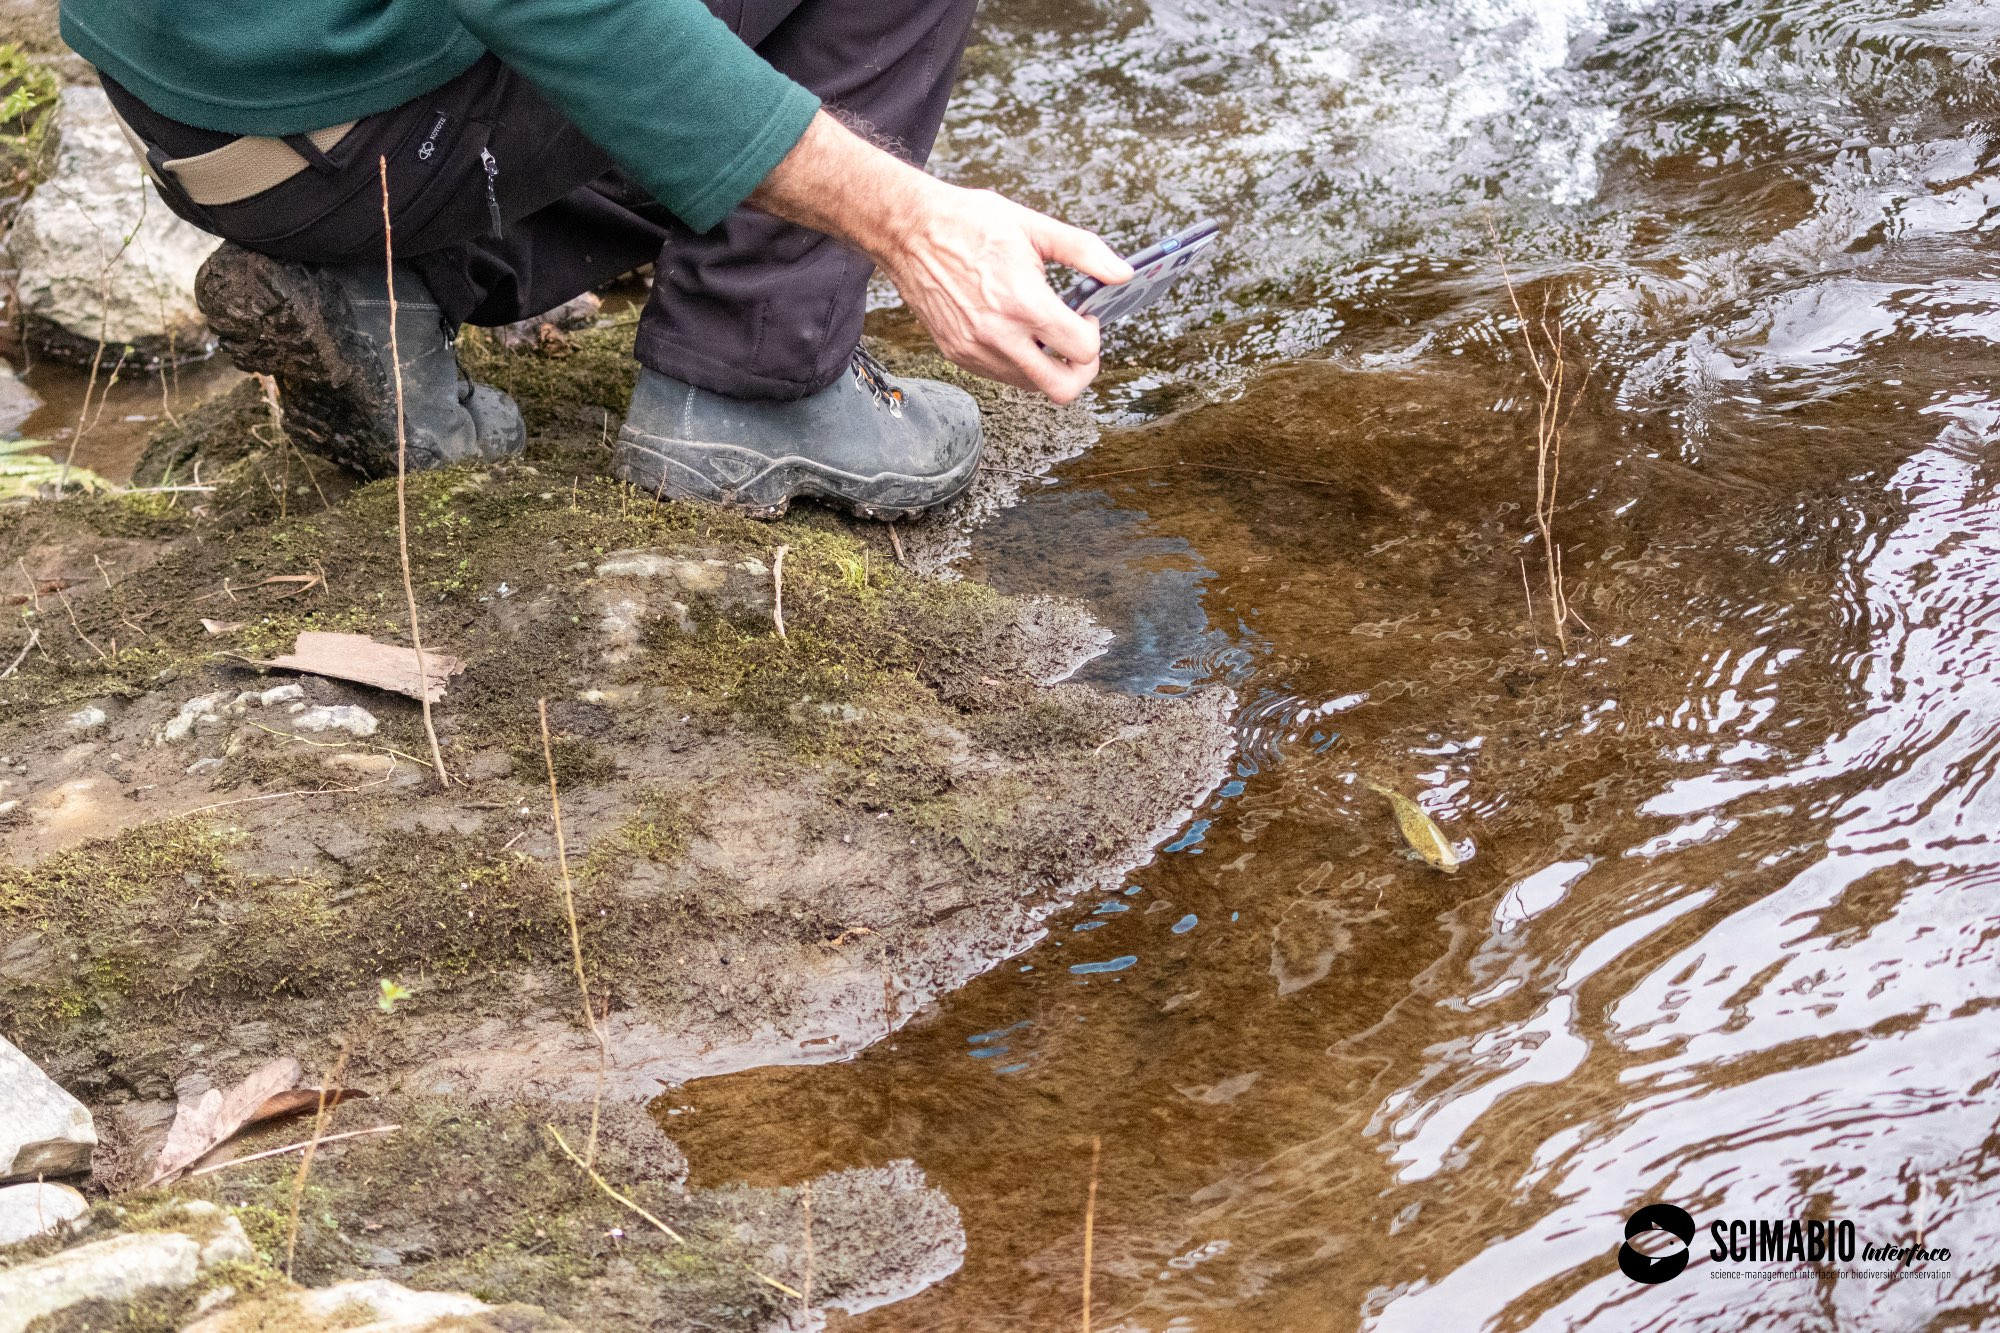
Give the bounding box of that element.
[1365,782,1460,873]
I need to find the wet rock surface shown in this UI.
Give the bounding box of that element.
[0,329,1229,1328]
[0,363,40,439]
[0,1034,94,1181]
[5,85,219,365]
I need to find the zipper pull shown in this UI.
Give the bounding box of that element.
[480,147,502,239]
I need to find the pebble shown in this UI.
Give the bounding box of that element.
[292,705,379,737]
[0,1182,88,1245]
[63,706,107,733]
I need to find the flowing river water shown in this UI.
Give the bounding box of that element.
[663,0,2000,1329]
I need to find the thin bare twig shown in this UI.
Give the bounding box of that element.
[181,764,399,816]
[186,1123,400,1177]
[1,627,37,679]
[1490,225,1583,651]
[56,587,106,660]
[771,545,788,641]
[886,522,906,566]
[381,157,451,788]
[539,697,609,1164]
[801,1180,814,1315]
[1082,1134,1101,1333]
[547,1123,686,1244]
[60,186,146,492]
[285,1038,352,1277]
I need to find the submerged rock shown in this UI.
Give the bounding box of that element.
[5,85,220,367]
[0,362,40,438]
[0,1180,87,1244]
[0,1034,94,1181]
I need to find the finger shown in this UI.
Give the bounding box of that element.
[1032,304,1101,367]
[1026,214,1134,285]
[1005,336,1096,404]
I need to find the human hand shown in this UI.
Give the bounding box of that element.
[748,113,1132,403]
[877,182,1133,403]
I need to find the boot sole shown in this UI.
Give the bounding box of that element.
[611,430,981,523]
[195,246,398,478]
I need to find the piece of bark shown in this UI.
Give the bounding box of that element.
[262,631,464,703]
[147,1056,301,1186]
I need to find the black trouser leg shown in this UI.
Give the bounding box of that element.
[634,0,982,400]
[105,55,673,331]
[104,0,980,401]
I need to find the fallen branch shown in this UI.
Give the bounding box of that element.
[186,1123,399,1177]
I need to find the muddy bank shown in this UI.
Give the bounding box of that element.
[0,323,1232,1326]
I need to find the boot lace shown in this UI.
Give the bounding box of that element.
[850,346,906,418]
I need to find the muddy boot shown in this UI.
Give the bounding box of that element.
[610,348,983,520]
[194,242,525,479]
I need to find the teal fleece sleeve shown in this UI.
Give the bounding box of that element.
[447,0,819,232]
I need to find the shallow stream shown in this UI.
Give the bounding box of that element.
[668,0,2000,1328]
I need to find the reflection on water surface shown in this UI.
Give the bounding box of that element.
[676,0,2000,1327]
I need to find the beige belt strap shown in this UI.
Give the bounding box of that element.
[112,109,355,207]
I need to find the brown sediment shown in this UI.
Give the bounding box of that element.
[0,322,1231,1327]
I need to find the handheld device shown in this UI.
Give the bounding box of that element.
[1060,219,1223,327]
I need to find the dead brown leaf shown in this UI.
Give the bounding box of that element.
[261,630,464,702]
[247,1086,369,1125]
[147,1056,302,1186]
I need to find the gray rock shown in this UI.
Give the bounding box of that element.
[156,690,231,745]
[183,1277,572,1332]
[0,1035,94,1182]
[63,704,107,733]
[0,362,41,438]
[0,1181,87,1246]
[0,1205,249,1331]
[5,86,219,365]
[0,1232,199,1332]
[293,705,379,737]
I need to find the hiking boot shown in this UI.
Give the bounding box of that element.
[194,242,525,478]
[610,348,983,520]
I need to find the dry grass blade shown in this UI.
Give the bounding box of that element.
[545,1125,807,1303]
[1489,225,1584,652]
[538,697,610,1164]
[1082,1133,1101,1333]
[186,1123,399,1178]
[380,155,451,788]
[284,1039,352,1277]
[1,627,37,679]
[801,1180,813,1314]
[771,544,788,640]
[546,1123,685,1244]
